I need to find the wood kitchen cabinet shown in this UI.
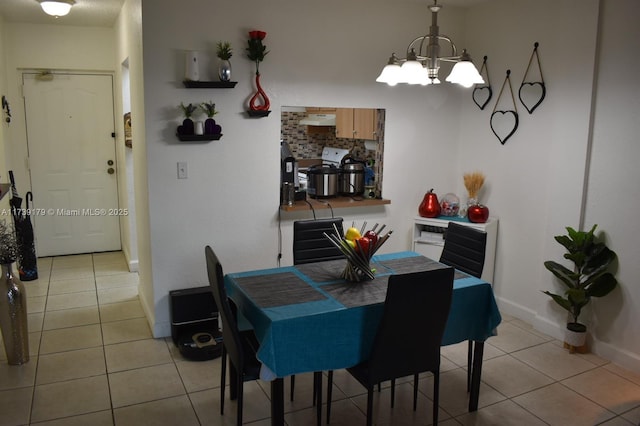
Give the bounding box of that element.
[335,108,377,140]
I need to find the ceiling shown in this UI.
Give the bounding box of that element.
[0,0,487,28]
[0,0,125,27]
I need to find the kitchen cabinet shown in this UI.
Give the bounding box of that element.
[305,107,336,114]
[335,108,377,140]
[412,216,498,283]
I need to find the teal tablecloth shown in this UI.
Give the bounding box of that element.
[224,251,501,380]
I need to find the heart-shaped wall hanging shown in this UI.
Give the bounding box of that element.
[490,70,519,145]
[473,86,492,110]
[519,82,546,114]
[519,42,545,114]
[490,110,519,145]
[472,56,492,110]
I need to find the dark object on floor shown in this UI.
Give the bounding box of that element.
[169,286,221,361]
[8,171,37,281]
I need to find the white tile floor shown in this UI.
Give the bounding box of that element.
[1,251,639,425]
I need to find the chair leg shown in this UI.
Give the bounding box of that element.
[413,373,419,411]
[220,348,227,416]
[236,379,244,426]
[326,371,333,424]
[467,340,473,392]
[366,388,374,426]
[390,378,396,408]
[433,370,440,426]
[290,375,295,402]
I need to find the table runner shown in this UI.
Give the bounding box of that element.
[233,272,326,308]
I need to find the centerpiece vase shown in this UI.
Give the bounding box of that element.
[0,263,29,365]
[249,72,270,111]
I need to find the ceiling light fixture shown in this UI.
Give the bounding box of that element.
[38,0,75,18]
[376,0,484,87]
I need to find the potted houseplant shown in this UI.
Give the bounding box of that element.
[178,102,198,135]
[199,101,221,135]
[543,224,618,352]
[216,41,233,82]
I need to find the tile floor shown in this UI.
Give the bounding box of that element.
[1,251,639,425]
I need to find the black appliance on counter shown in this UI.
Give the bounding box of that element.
[170,286,222,361]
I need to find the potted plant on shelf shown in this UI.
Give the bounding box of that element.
[543,224,618,353]
[216,41,233,82]
[199,101,222,135]
[177,102,198,135]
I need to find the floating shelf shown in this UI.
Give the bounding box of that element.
[176,133,222,142]
[182,81,237,88]
[247,110,271,118]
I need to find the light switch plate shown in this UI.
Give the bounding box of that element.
[177,162,188,179]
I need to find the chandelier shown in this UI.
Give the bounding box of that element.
[376,0,484,87]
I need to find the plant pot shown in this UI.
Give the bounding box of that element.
[218,59,232,82]
[564,322,587,353]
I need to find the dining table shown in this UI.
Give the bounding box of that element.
[224,251,502,425]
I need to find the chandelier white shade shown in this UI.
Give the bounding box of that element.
[39,0,75,17]
[376,0,483,88]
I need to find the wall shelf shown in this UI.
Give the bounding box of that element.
[280,196,390,212]
[176,133,222,142]
[182,81,237,89]
[247,110,271,118]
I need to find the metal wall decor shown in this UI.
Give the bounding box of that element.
[518,42,546,114]
[472,56,492,110]
[490,70,519,145]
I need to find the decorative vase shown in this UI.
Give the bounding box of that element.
[218,60,232,82]
[185,51,200,81]
[181,118,194,135]
[0,263,29,365]
[204,118,222,135]
[249,72,270,111]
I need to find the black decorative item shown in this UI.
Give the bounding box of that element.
[472,56,492,110]
[518,42,546,114]
[490,70,519,145]
[1,95,10,123]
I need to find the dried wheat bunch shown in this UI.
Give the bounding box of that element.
[464,172,485,199]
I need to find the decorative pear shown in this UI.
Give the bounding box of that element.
[419,189,441,218]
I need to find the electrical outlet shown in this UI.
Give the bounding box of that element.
[177,162,188,179]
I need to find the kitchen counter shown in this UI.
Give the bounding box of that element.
[280,196,390,212]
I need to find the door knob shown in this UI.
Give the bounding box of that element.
[107,160,114,165]
[107,167,115,174]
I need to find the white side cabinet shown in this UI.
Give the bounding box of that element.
[412,216,498,283]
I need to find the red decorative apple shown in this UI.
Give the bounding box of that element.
[467,204,489,223]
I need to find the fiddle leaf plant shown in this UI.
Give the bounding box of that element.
[543,224,618,331]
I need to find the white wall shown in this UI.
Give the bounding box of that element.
[583,0,640,369]
[140,0,466,337]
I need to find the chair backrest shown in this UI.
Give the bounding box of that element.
[439,222,487,278]
[205,245,245,369]
[293,217,345,265]
[367,267,454,385]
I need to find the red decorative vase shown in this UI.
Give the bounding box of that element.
[249,72,270,111]
[419,189,441,218]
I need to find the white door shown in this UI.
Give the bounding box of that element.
[23,72,121,256]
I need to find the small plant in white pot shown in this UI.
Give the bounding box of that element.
[543,224,618,353]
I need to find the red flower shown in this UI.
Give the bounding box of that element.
[249,30,267,40]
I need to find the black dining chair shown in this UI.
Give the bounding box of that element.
[293,217,345,265]
[328,267,454,426]
[439,221,487,392]
[292,217,345,423]
[205,245,262,426]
